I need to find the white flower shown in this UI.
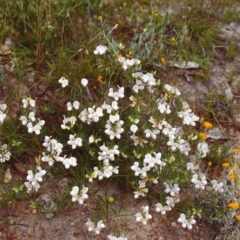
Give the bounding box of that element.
[143,152,165,170]
[81,78,88,87]
[86,219,105,234]
[66,101,80,111]
[101,101,119,114]
[108,234,127,240]
[79,106,103,124]
[166,196,179,207]
[58,77,68,88]
[0,144,11,163]
[132,79,145,93]
[131,162,150,177]
[163,84,181,96]
[191,173,207,190]
[0,103,7,123]
[178,213,196,229]
[157,101,171,114]
[94,45,108,55]
[118,56,140,70]
[177,108,199,126]
[41,136,63,166]
[144,128,160,140]
[0,111,6,123]
[130,124,138,133]
[67,134,82,149]
[70,185,88,204]
[211,179,224,193]
[134,180,148,198]
[135,206,152,225]
[22,98,36,108]
[108,87,125,101]
[105,118,124,140]
[24,167,46,192]
[98,144,119,166]
[164,183,180,196]
[61,115,77,130]
[59,156,77,169]
[0,103,7,112]
[197,142,209,158]
[89,135,95,143]
[155,203,171,214]
[186,160,199,173]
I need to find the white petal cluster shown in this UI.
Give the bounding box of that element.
[0,103,7,123]
[178,213,196,229]
[25,166,46,192]
[163,84,181,96]
[108,234,127,240]
[61,115,77,130]
[0,144,11,163]
[191,173,208,190]
[67,134,82,149]
[79,106,103,124]
[98,144,119,165]
[164,183,180,196]
[177,101,199,126]
[196,142,209,158]
[143,152,165,170]
[22,98,36,108]
[108,87,125,101]
[101,101,119,114]
[105,114,124,140]
[85,219,105,234]
[41,136,63,166]
[70,185,88,204]
[135,206,152,225]
[132,72,157,93]
[20,98,45,135]
[58,155,77,169]
[133,180,148,199]
[66,101,80,111]
[94,45,108,55]
[58,76,68,88]
[118,56,140,70]
[210,179,224,193]
[81,78,88,87]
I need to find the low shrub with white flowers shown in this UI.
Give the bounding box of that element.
[0,37,239,238]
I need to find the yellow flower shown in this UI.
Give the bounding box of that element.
[97,75,103,85]
[203,121,213,129]
[222,162,230,167]
[236,215,240,221]
[143,28,147,32]
[98,15,102,21]
[228,202,239,209]
[207,161,212,167]
[128,51,133,56]
[234,148,240,153]
[108,197,114,203]
[229,171,236,180]
[160,58,166,65]
[151,11,158,17]
[199,132,207,141]
[171,37,176,43]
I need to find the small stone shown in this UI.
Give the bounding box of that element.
[171,222,177,228]
[27,226,33,235]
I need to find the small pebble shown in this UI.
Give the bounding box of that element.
[171,222,177,228]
